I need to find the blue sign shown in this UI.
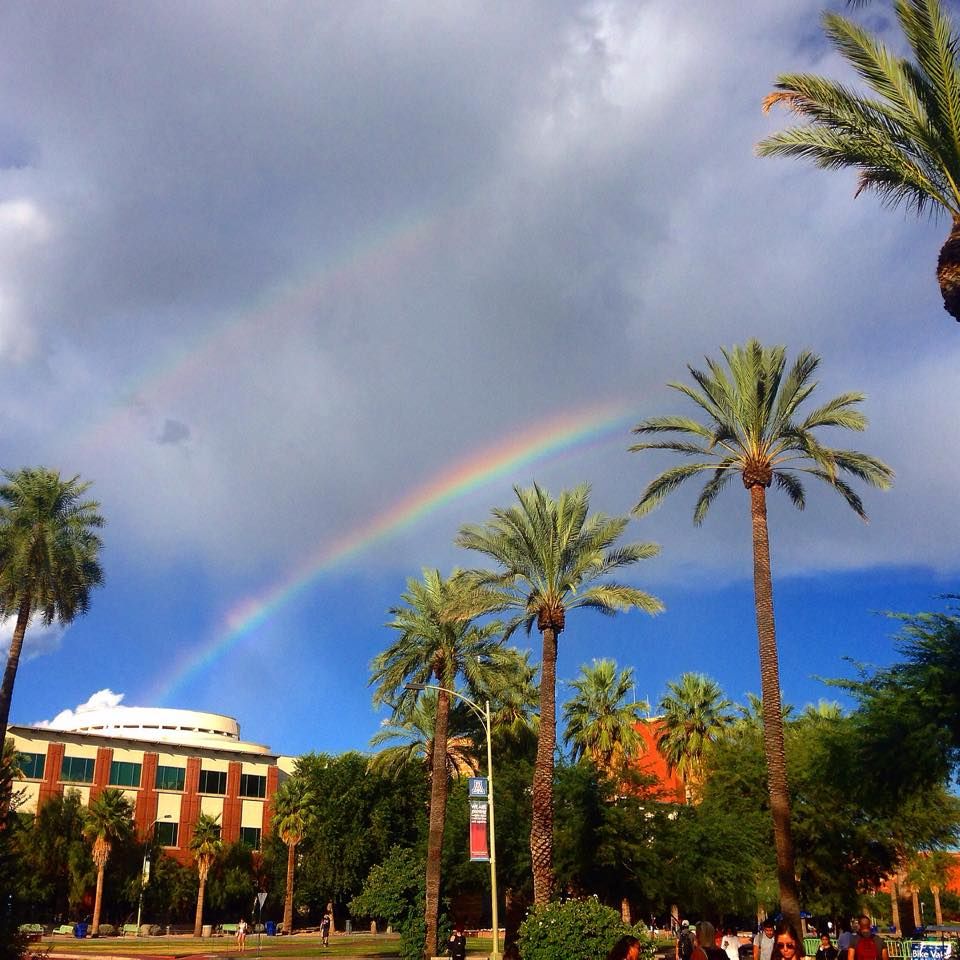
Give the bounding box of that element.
[910,944,951,960]
[468,777,488,797]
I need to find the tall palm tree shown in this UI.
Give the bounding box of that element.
[189,813,222,937]
[657,672,733,804]
[370,568,508,960]
[631,340,893,929]
[456,482,663,905]
[757,0,960,323]
[369,691,478,779]
[0,468,104,747]
[563,659,648,776]
[907,850,951,926]
[272,776,315,936]
[82,788,134,935]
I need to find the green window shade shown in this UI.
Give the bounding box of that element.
[18,753,45,780]
[109,761,142,787]
[155,821,179,846]
[155,765,186,791]
[60,756,94,783]
[239,826,261,849]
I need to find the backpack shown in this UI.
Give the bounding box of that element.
[680,931,695,960]
[854,938,880,960]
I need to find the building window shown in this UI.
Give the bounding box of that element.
[198,769,227,795]
[239,826,261,850]
[239,773,266,798]
[155,821,179,847]
[109,761,142,788]
[18,753,45,780]
[60,756,94,783]
[155,765,186,791]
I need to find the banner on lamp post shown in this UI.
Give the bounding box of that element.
[469,800,489,861]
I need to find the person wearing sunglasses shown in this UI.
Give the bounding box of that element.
[772,920,805,960]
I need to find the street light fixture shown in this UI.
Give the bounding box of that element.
[136,814,173,934]
[405,683,500,960]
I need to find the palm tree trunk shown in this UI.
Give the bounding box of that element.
[890,876,901,936]
[0,598,32,748]
[423,685,451,959]
[531,625,557,906]
[194,875,206,937]
[748,483,801,930]
[937,217,960,322]
[911,886,921,932]
[92,863,105,934]
[932,886,942,926]
[283,841,296,935]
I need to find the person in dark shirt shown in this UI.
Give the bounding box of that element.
[447,921,466,960]
[816,934,838,960]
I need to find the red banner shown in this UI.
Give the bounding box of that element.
[469,800,489,861]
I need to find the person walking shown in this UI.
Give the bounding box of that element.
[236,918,248,953]
[320,910,331,948]
[848,916,888,960]
[772,920,805,960]
[679,920,696,960]
[722,928,741,960]
[816,935,838,960]
[608,936,642,960]
[446,921,466,960]
[837,922,857,957]
[693,922,728,960]
[754,919,776,960]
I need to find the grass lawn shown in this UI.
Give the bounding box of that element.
[32,934,403,959]
[31,933,498,959]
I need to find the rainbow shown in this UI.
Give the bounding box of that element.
[150,401,634,704]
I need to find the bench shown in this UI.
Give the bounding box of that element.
[53,925,75,936]
[122,924,140,937]
[221,924,239,936]
[19,924,43,942]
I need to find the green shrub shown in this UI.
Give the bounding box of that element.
[517,898,655,960]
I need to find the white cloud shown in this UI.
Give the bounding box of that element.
[37,689,125,729]
[0,614,66,663]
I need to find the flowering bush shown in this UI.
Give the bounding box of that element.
[517,897,656,960]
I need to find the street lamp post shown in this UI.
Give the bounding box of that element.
[406,684,500,960]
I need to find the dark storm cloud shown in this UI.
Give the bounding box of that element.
[0,0,954,585]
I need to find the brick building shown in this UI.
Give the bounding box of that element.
[9,706,295,865]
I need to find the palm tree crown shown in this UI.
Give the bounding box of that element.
[757,0,960,321]
[631,340,893,520]
[657,672,733,801]
[563,659,648,774]
[0,468,104,747]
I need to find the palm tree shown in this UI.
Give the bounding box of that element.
[563,659,648,776]
[272,776,315,936]
[369,691,478,779]
[370,568,508,960]
[189,813,222,938]
[82,788,134,935]
[631,340,893,928]
[0,468,104,748]
[907,850,951,926]
[456,482,663,905]
[657,672,733,804]
[757,0,960,323]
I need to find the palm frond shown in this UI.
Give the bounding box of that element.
[774,470,807,511]
[633,462,721,517]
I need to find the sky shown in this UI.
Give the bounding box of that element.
[0,0,957,758]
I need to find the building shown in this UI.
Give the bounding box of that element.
[634,718,687,804]
[9,706,295,866]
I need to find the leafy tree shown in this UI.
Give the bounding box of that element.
[82,788,134,934]
[293,752,427,919]
[758,0,960,323]
[562,659,647,775]
[0,468,104,747]
[836,601,960,800]
[272,776,315,934]
[371,568,507,959]
[657,672,733,803]
[631,340,893,928]
[456,482,663,904]
[189,813,222,937]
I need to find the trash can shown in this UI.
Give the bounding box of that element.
[201,924,213,938]
[346,920,352,934]
[265,921,276,936]
[75,923,88,939]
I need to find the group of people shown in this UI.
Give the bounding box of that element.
[664,914,889,960]
[231,908,333,951]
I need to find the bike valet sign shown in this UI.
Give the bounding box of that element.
[468,777,489,861]
[910,945,951,960]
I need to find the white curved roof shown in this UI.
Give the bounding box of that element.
[51,706,271,755]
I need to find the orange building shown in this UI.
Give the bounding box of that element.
[633,718,686,804]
